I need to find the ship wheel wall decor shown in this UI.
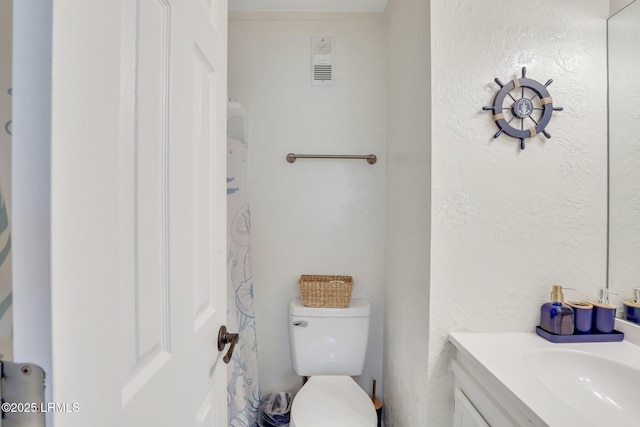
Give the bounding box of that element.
[483,67,563,150]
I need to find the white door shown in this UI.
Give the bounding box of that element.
[13,1,228,426]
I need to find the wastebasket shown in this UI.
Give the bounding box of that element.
[258,392,292,427]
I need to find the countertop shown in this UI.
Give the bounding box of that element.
[449,324,640,427]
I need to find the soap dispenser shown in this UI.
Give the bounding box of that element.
[623,288,640,325]
[592,288,617,334]
[540,285,574,335]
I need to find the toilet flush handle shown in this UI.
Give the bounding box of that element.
[293,321,308,327]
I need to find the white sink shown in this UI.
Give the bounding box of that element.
[524,348,640,425]
[450,327,640,426]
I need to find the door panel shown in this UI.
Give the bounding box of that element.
[19,0,231,425]
[119,0,172,405]
[120,0,228,425]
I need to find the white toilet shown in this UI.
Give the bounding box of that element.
[288,298,377,427]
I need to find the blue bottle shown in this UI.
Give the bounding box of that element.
[624,288,640,325]
[540,285,574,335]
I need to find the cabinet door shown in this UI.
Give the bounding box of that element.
[454,388,491,427]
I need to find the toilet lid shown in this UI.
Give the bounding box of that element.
[291,376,377,427]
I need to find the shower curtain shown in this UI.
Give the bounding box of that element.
[0,73,12,361]
[227,102,261,427]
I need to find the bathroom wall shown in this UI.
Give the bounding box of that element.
[611,0,634,16]
[0,0,12,361]
[228,13,386,396]
[383,0,430,426]
[229,1,609,425]
[427,0,608,425]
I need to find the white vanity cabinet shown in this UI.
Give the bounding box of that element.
[453,388,489,427]
[450,340,540,427]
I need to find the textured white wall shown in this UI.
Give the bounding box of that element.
[383,0,430,426]
[429,0,608,425]
[228,13,386,396]
[608,0,640,312]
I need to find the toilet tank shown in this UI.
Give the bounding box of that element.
[289,298,370,376]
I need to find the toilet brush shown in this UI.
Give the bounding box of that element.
[371,379,382,427]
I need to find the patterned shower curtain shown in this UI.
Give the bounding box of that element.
[0,180,11,362]
[0,81,12,361]
[0,0,13,361]
[227,102,261,427]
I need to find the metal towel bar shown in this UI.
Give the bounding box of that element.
[285,153,377,165]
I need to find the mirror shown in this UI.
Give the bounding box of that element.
[608,0,640,316]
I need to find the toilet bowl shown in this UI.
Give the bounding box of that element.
[290,376,377,427]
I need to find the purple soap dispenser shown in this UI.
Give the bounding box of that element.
[540,285,574,335]
[592,288,617,334]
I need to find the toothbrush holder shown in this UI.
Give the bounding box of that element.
[567,302,593,334]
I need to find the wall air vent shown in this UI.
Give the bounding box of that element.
[311,37,334,86]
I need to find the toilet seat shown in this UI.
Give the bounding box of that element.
[290,375,377,427]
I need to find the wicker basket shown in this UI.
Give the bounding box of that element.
[298,275,353,308]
